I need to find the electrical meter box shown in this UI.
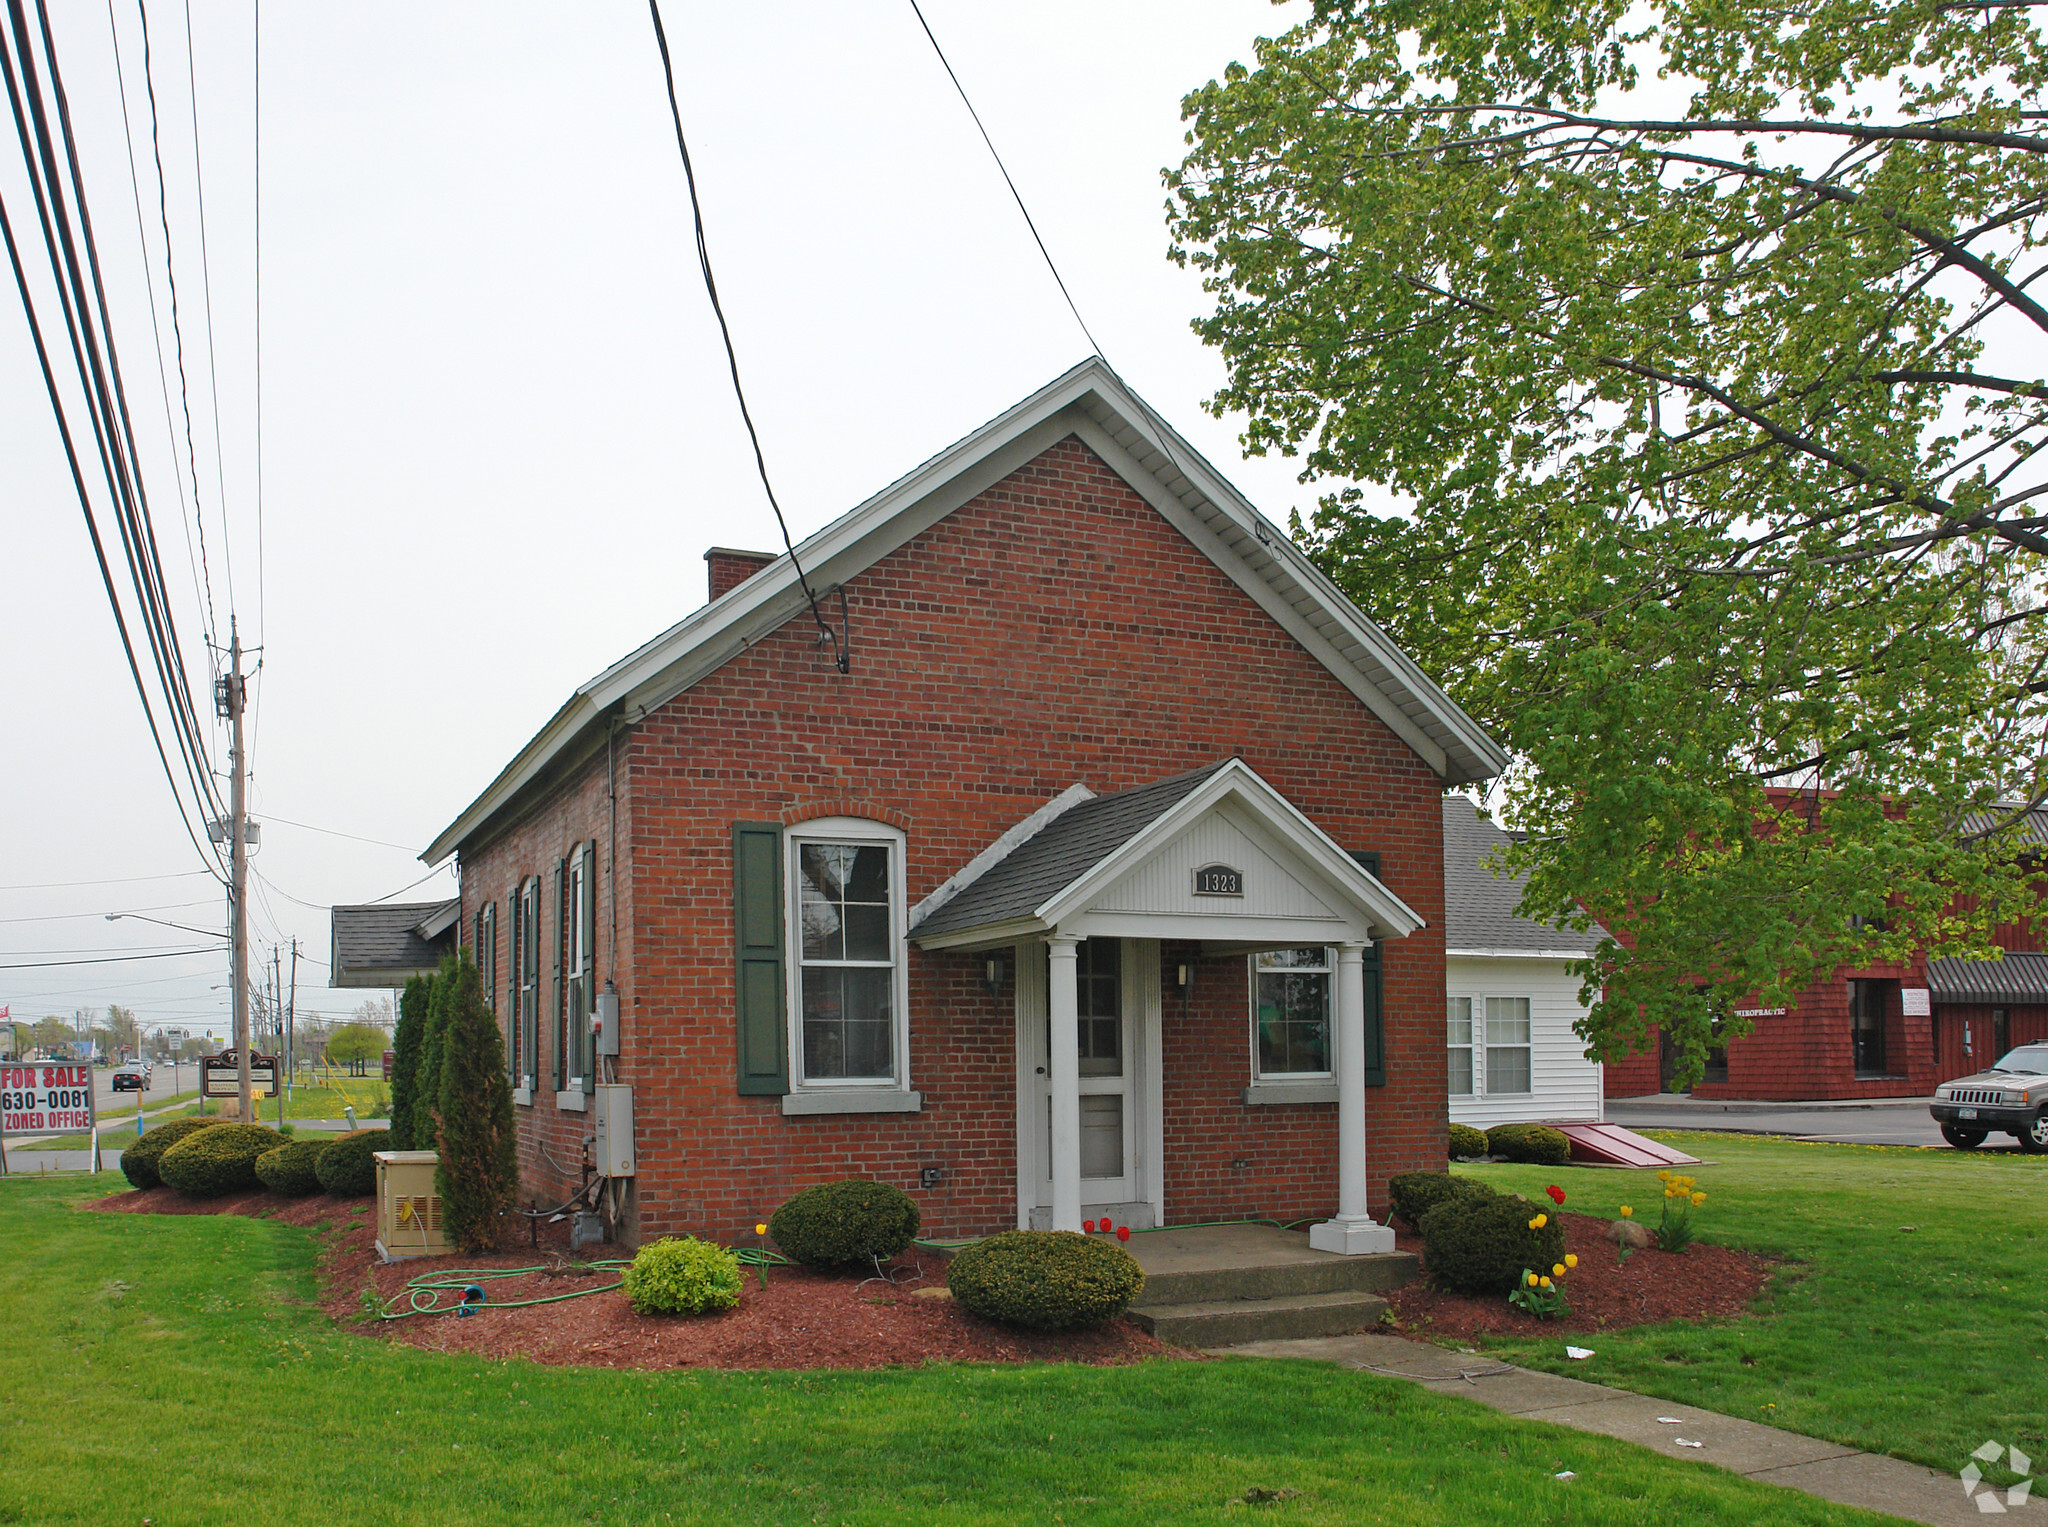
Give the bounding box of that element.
[594,988,620,1056]
[593,1084,635,1177]
[374,1150,452,1260]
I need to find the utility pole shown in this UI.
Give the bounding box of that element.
[287,938,299,1099]
[222,621,252,1120]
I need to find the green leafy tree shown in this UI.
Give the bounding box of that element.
[325,1023,385,1070]
[433,953,518,1254]
[388,975,432,1150]
[1169,0,2048,1080]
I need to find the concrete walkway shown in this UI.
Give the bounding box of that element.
[1606,1094,1968,1149]
[1215,1332,1980,1527]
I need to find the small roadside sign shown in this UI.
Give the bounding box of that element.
[0,1061,100,1174]
[202,1052,279,1099]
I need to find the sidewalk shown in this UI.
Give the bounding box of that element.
[1215,1332,1978,1527]
[1608,1093,1937,1114]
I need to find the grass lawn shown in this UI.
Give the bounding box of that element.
[18,1079,391,1150]
[0,1176,1910,1527]
[1459,1134,2046,1479]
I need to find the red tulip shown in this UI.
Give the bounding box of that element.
[1083,1219,1097,1233]
[1116,1225,1130,1242]
[1546,1185,1567,1205]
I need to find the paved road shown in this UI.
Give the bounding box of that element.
[1606,1094,2029,1151]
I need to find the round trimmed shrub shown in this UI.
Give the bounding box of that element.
[946,1230,1145,1331]
[1387,1170,1497,1228]
[1485,1123,1572,1166]
[314,1128,390,1198]
[1448,1122,1490,1160]
[158,1123,285,1198]
[768,1178,921,1269]
[623,1236,744,1316]
[254,1137,328,1196]
[120,1115,222,1190]
[1419,1193,1567,1296]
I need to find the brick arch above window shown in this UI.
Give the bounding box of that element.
[781,798,912,832]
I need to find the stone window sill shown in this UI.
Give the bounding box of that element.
[1242,1080,1338,1106]
[513,1086,533,1108]
[554,1089,588,1113]
[781,1089,923,1116]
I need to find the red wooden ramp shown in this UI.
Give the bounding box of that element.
[1548,1122,1701,1168]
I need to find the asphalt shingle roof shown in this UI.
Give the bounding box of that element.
[1442,796,1605,956]
[330,899,458,987]
[1927,951,2048,1004]
[914,763,1230,937]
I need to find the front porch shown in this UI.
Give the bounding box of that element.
[1122,1222,1419,1347]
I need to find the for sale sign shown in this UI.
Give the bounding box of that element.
[0,1063,97,1134]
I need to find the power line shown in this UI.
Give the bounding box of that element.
[0,869,214,893]
[645,0,848,673]
[175,0,235,619]
[256,813,419,852]
[0,899,215,925]
[0,947,220,970]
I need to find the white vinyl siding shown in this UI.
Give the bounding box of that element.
[1446,956,1604,1129]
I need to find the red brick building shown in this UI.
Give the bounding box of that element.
[412,362,1505,1248]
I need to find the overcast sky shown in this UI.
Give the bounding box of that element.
[1,1,1342,1039]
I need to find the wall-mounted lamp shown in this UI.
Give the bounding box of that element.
[1173,963,1193,991]
[983,956,1005,999]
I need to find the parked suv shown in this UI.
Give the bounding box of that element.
[110,1062,151,1093]
[1931,1044,2048,1151]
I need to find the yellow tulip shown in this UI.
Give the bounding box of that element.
[1539,1276,1553,1289]
[1535,1213,1548,1228]
[1656,1170,1671,1182]
[1619,1205,1633,1218]
[755,1222,769,1236]
[1526,1272,1539,1287]
[1690,1192,1706,1207]
[1565,1253,1578,1269]
[1552,1263,1566,1278]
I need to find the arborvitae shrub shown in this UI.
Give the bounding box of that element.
[1419,1193,1567,1295]
[120,1115,222,1190]
[1448,1122,1491,1159]
[623,1236,743,1316]
[767,1179,921,1268]
[415,963,455,1151]
[946,1231,1145,1330]
[433,953,519,1254]
[254,1137,328,1196]
[314,1127,390,1197]
[1485,1123,1573,1166]
[1387,1170,1497,1228]
[158,1123,285,1198]
[389,975,431,1150]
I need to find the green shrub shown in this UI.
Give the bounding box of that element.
[1448,1122,1490,1159]
[768,1178,921,1268]
[434,953,519,1254]
[1419,1193,1567,1296]
[158,1124,285,1198]
[623,1236,744,1316]
[254,1138,328,1196]
[947,1230,1146,1331]
[315,1128,391,1198]
[1485,1123,1572,1166]
[389,975,431,1150]
[120,1116,222,1190]
[1387,1170,1496,1227]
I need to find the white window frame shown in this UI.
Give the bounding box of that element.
[1484,995,1533,1096]
[1246,947,1336,1082]
[1447,995,1474,1097]
[513,876,540,1104]
[783,818,913,1103]
[558,841,596,1106]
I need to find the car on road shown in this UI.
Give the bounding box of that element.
[110,1063,151,1093]
[1931,1044,2048,1151]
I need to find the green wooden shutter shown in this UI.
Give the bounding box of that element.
[554,858,568,1091]
[1349,851,1387,1087]
[732,822,788,1095]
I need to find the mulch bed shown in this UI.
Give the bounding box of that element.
[88,1187,1179,1371]
[1383,1210,1775,1339]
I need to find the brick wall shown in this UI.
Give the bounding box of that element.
[459,435,1448,1244]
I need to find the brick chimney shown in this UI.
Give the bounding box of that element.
[705,547,776,603]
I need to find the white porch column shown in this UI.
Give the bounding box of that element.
[1047,934,1083,1233]
[1311,940,1396,1255]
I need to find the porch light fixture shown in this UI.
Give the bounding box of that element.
[1174,963,1192,990]
[983,956,1005,998]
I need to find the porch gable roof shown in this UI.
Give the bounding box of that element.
[911,758,1423,949]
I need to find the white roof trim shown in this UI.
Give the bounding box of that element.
[425,358,1506,863]
[1447,947,1600,962]
[908,783,1096,931]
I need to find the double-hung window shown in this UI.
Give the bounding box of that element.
[788,820,906,1089]
[1446,996,1474,1096]
[476,902,497,1015]
[1250,948,1334,1079]
[1484,996,1532,1094]
[560,843,596,1097]
[513,876,540,1099]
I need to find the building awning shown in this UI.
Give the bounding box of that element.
[330,899,458,988]
[1928,952,2048,1005]
[909,758,1422,952]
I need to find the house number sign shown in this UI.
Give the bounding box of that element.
[1193,863,1244,897]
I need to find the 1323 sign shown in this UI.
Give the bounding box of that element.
[1193,863,1244,897]
[0,1063,97,1134]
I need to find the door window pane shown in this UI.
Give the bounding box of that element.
[1253,948,1332,1077]
[1076,938,1122,1077]
[1079,1094,1124,1179]
[1447,996,1473,1097]
[1484,996,1531,1094]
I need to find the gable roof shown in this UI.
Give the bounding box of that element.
[330,899,458,989]
[424,359,1508,864]
[913,757,1424,948]
[1442,796,1606,958]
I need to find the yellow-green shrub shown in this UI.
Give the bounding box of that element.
[623,1236,743,1316]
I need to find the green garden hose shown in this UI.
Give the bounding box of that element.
[376,1246,791,1320]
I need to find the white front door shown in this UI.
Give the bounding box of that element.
[1018,937,1159,1224]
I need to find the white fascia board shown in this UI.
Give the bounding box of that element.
[422,692,599,865]
[910,783,1096,931]
[1447,947,1601,962]
[912,914,1051,953]
[1035,758,1425,940]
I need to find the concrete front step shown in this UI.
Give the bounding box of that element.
[1130,1289,1390,1347]
[1136,1248,1418,1306]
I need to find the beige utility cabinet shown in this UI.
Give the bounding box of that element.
[375,1150,452,1260]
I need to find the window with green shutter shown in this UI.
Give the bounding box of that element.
[732,822,788,1095]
